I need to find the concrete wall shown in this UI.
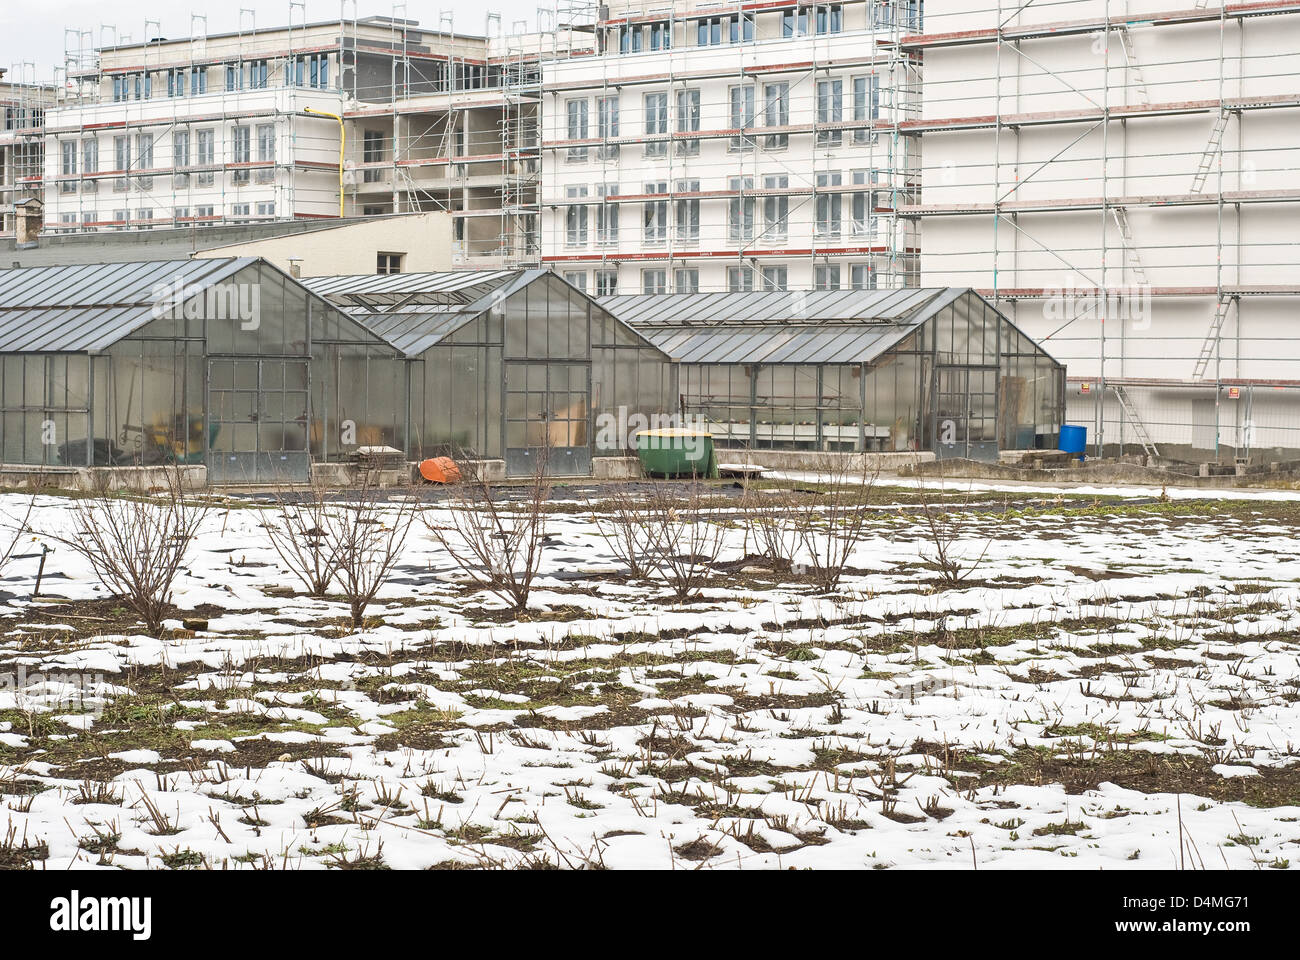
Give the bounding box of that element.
[192,211,455,276]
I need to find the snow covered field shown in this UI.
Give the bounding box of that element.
[2,482,1299,870]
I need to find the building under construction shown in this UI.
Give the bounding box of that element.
[904,0,1300,463]
[1,67,56,240]
[40,9,593,267]
[541,0,923,295]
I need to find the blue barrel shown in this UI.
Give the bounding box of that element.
[1059,424,1087,461]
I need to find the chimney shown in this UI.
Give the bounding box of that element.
[15,199,43,247]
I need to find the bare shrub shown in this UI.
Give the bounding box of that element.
[262,476,343,598]
[789,454,880,592]
[48,468,209,635]
[588,486,662,579]
[643,483,725,604]
[737,475,800,572]
[423,457,550,615]
[0,468,39,580]
[911,475,1002,587]
[332,468,420,630]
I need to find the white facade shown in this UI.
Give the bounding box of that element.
[909,0,1300,461]
[1,77,54,238]
[38,17,582,268]
[540,0,921,295]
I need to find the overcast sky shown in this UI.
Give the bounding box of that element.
[6,0,555,80]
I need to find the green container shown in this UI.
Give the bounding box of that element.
[634,428,719,479]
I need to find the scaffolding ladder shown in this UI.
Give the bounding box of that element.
[1115,26,1150,105]
[1190,109,1229,193]
[1112,384,1160,458]
[1110,207,1149,287]
[1191,296,1234,380]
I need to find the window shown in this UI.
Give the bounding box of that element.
[597,95,619,160]
[595,269,618,297]
[675,179,700,242]
[763,175,789,243]
[195,205,214,223]
[226,64,242,92]
[785,4,843,36]
[696,17,724,46]
[728,177,755,244]
[59,212,77,228]
[851,263,877,290]
[565,185,589,246]
[82,139,99,176]
[764,83,790,149]
[761,265,787,291]
[642,269,667,294]
[729,85,756,151]
[231,203,251,220]
[174,207,190,222]
[675,88,700,157]
[81,210,97,231]
[851,171,876,237]
[248,60,269,89]
[730,13,755,43]
[168,132,188,190]
[190,67,207,96]
[817,79,843,146]
[256,124,276,183]
[816,171,842,238]
[814,264,841,291]
[596,183,619,245]
[563,271,587,292]
[649,21,672,50]
[643,182,668,242]
[231,126,251,184]
[674,268,699,294]
[617,24,644,54]
[644,92,668,157]
[113,136,130,192]
[112,209,129,230]
[135,134,154,190]
[566,99,588,161]
[256,202,276,217]
[195,129,215,186]
[727,266,753,293]
[294,54,330,89]
[166,69,185,98]
[377,253,404,275]
[363,130,385,182]
[136,208,154,230]
[60,141,77,193]
[853,75,880,142]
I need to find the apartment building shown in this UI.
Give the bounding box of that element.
[1,71,55,239]
[539,0,922,295]
[906,0,1300,462]
[41,16,589,267]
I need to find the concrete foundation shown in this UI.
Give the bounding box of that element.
[715,449,935,474]
[0,465,207,493]
[592,456,643,480]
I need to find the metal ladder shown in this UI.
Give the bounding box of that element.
[1113,384,1160,459]
[1115,26,1149,105]
[1190,110,1229,193]
[1191,297,1234,380]
[1111,207,1149,287]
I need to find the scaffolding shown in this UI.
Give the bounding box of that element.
[899,0,1300,462]
[537,0,923,294]
[0,63,54,238]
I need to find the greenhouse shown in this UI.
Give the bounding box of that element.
[0,258,400,483]
[303,269,678,476]
[599,287,1065,461]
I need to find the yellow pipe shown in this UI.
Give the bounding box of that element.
[304,106,345,218]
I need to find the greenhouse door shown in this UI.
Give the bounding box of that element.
[934,365,999,462]
[504,361,592,477]
[207,359,311,484]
